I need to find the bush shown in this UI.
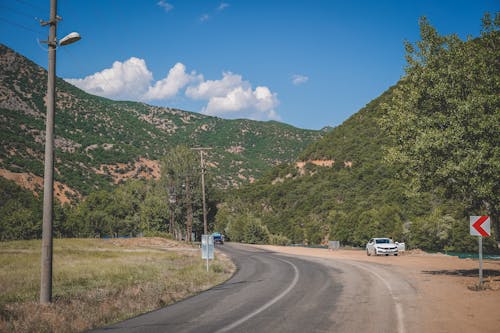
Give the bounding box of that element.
[243,218,269,244]
[269,233,291,246]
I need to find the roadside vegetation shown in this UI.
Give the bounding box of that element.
[0,238,234,332]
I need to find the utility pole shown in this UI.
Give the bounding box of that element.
[39,0,58,305]
[185,174,193,242]
[168,181,176,236]
[39,0,80,304]
[192,148,212,235]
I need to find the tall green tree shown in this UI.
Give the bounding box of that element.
[380,15,500,243]
[160,145,202,241]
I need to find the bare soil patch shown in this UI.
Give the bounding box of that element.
[253,245,500,333]
[0,169,80,204]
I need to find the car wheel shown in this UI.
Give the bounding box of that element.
[394,253,398,256]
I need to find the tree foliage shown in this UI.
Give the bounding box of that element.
[380,15,500,241]
[160,145,203,241]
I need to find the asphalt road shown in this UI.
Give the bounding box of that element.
[90,243,418,333]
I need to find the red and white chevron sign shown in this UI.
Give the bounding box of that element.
[470,216,491,237]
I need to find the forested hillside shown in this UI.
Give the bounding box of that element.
[215,16,499,252]
[0,43,322,197]
[0,44,322,241]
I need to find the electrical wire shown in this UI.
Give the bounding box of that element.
[13,0,45,13]
[0,3,39,20]
[5,0,117,98]
[0,16,40,33]
[0,0,44,35]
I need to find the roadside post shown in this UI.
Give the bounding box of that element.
[470,216,491,287]
[201,234,214,272]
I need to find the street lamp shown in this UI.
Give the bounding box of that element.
[40,0,81,304]
[59,32,81,46]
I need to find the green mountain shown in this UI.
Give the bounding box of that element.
[216,19,499,253]
[0,44,322,199]
[217,86,418,244]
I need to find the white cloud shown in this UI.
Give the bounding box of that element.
[186,72,245,99]
[65,57,153,100]
[188,72,280,121]
[66,59,280,121]
[157,1,173,12]
[291,74,309,85]
[143,63,201,100]
[218,3,230,11]
[65,58,199,102]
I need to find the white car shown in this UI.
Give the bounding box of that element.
[366,238,398,256]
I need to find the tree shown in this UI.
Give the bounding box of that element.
[380,15,500,244]
[160,145,201,241]
[139,188,169,233]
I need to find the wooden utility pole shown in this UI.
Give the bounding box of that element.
[167,180,176,235]
[185,174,193,242]
[40,0,58,304]
[39,0,80,304]
[192,148,212,235]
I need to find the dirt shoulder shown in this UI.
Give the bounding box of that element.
[252,245,500,333]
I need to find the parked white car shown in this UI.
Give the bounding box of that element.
[366,238,398,256]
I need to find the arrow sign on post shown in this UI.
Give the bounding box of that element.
[470,216,491,237]
[470,216,491,288]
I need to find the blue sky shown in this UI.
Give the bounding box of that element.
[0,1,497,130]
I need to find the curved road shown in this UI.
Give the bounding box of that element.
[90,243,418,333]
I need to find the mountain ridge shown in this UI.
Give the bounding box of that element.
[0,44,323,199]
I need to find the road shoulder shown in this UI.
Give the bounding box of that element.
[251,244,500,333]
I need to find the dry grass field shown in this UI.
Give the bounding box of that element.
[0,237,234,332]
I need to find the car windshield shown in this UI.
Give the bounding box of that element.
[375,239,391,244]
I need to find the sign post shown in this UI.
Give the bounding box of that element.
[470,216,491,287]
[201,234,214,272]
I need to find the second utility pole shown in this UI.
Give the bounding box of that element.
[192,147,212,235]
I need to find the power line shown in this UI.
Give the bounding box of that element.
[0,3,39,20]
[0,1,44,35]
[0,16,40,33]
[13,0,45,13]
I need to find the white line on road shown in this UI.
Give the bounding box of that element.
[348,261,406,333]
[215,257,300,333]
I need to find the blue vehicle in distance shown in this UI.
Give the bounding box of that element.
[212,232,224,244]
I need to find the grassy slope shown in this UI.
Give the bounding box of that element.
[0,238,234,332]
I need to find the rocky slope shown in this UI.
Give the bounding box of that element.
[0,44,322,200]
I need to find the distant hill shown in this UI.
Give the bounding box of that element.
[218,85,417,245]
[216,24,499,253]
[217,80,477,251]
[0,44,322,200]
